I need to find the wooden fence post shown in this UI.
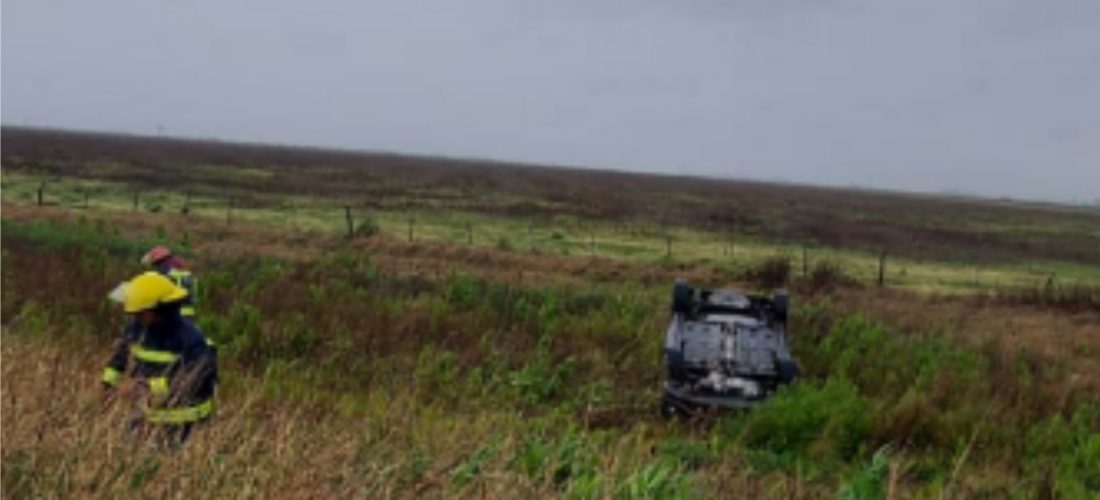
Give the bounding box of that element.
[877,251,888,287]
[183,191,192,217]
[36,183,44,206]
[666,234,672,259]
[407,214,415,242]
[132,191,139,212]
[466,221,473,245]
[345,206,354,238]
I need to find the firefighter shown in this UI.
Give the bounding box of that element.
[140,246,197,318]
[101,272,218,445]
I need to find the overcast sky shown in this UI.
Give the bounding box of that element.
[3,0,1098,202]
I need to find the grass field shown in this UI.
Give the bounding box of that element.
[2,127,1099,499]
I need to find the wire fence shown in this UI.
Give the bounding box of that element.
[6,177,1075,291]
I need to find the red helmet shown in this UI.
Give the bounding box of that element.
[140,246,172,267]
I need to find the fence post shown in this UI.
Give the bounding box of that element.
[665,234,672,259]
[466,221,473,245]
[345,206,354,239]
[82,190,89,209]
[877,251,887,287]
[408,214,415,242]
[589,232,595,254]
[132,191,139,212]
[802,245,808,277]
[183,191,192,217]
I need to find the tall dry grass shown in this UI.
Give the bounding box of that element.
[1,336,569,499]
[3,336,855,499]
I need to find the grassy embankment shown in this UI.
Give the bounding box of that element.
[2,206,1098,499]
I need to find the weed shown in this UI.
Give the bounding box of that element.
[618,458,694,500]
[656,439,714,470]
[742,255,791,289]
[451,437,501,486]
[354,216,381,238]
[838,445,891,500]
[1024,404,1100,498]
[729,378,872,463]
[509,337,574,405]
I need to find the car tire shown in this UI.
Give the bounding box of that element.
[672,280,692,314]
[777,359,800,384]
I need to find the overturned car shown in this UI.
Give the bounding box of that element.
[661,280,799,416]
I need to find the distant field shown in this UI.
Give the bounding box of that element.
[2,127,1098,499]
[4,126,1099,268]
[3,127,1099,295]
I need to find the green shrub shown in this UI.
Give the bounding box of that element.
[271,312,322,359]
[1025,404,1100,497]
[224,303,264,361]
[805,315,985,401]
[551,432,600,490]
[512,434,555,481]
[732,378,872,462]
[838,446,891,500]
[445,274,483,309]
[354,216,381,238]
[509,337,574,404]
[2,219,151,256]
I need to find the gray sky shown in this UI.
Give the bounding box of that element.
[3,0,1099,202]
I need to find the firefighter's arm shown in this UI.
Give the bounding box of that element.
[101,340,128,387]
[101,322,139,388]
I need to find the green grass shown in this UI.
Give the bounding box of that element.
[3,217,1098,498]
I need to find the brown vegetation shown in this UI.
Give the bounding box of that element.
[5,126,1099,266]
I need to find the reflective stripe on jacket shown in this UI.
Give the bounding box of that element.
[101,314,217,424]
